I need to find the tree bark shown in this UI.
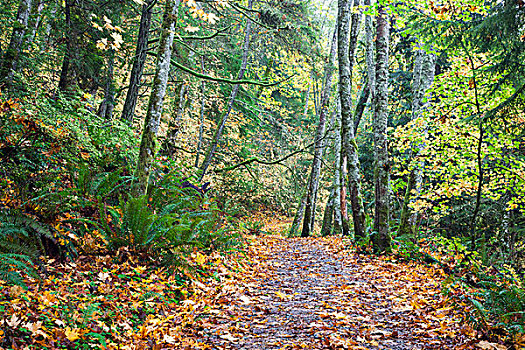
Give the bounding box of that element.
[98,49,116,121]
[364,0,375,102]
[121,0,154,124]
[162,82,188,158]
[398,48,435,237]
[320,187,335,236]
[353,77,370,131]
[301,28,338,238]
[1,0,33,89]
[338,0,366,239]
[371,4,391,253]
[195,56,206,168]
[198,0,253,181]
[57,0,72,91]
[290,186,308,237]
[333,100,344,235]
[27,0,44,44]
[132,0,180,197]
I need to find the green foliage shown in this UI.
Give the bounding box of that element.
[240,220,264,235]
[470,277,525,337]
[0,210,51,287]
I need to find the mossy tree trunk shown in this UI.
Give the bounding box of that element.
[161,82,188,158]
[398,48,435,237]
[195,56,206,168]
[333,101,344,235]
[1,0,33,90]
[27,0,44,45]
[338,0,366,239]
[301,28,338,238]
[198,0,253,181]
[121,0,154,124]
[371,4,391,253]
[98,49,116,121]
[131,0,180,197]
[320,187,336,236]
[57,0,72,91]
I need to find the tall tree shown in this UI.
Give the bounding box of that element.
[195,56,206,168]
[338,0,366,239]
[301,28,338,238]
[371,3,391,253]
[398,47,435,237]
[0,0,33,89]
[198,0,253,181]
[121,0,154,124]
[132,0,180,197]
[98,49,116,120]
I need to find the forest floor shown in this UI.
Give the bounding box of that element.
[1,216,493,350]
[182,232,478,349]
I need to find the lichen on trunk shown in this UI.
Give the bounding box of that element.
[132,0,180,197]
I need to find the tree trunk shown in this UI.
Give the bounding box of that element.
[121,0,154,124]
[131,0,180,197]
[57,0,72,91]
[290,186,308,237]
[1,0,33,90]
[195,56,206,168]
[364,0,375,102]
[27,0,44,44]
[303,82,310,118]
[98,50,115,121]
[198,0,253,181]
[162,82,188,158]
[398,48,435,237]
[338,0,366,239]
[320,187,335,236]
[371,4,391,253]
[353,77,370,131]
[333,100,344,235]
[301,28,338,238]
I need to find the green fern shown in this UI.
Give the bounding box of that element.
[0,211,51,287]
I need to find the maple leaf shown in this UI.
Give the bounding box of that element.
[163,334,177,344]
[96,38,108,50]
[65,327,81,341]
[194,252,206,265]
[219,333,238,342]
[238,295,251,304]
[184,25,200,33]
[476,341,507,350]
[6,313,21,327]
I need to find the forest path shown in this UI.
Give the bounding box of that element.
[186,234,475,349]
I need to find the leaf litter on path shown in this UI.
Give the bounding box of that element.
[1,230,481,349]
[183,235,478,349]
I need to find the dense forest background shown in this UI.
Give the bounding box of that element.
[0,0,524,348]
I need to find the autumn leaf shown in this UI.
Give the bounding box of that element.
[64,327,81,342]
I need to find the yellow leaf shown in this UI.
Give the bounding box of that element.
[195,252,206,265]
[65,327,81,342]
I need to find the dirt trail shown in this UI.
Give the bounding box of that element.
[189,235,475,349]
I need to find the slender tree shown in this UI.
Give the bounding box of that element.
[198,0,253,181]
[333,99,344,236]
[98,50,116,120]
[371,3,391,252]
[162,82,188,157]
[121,0,154,124]
[338,0,366,239]
[0,0,33,89]
[301,28,338,237]
[398,47,435,237]
[57,0,72,91]
[132,0,180,197]
[195,56,206,168]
